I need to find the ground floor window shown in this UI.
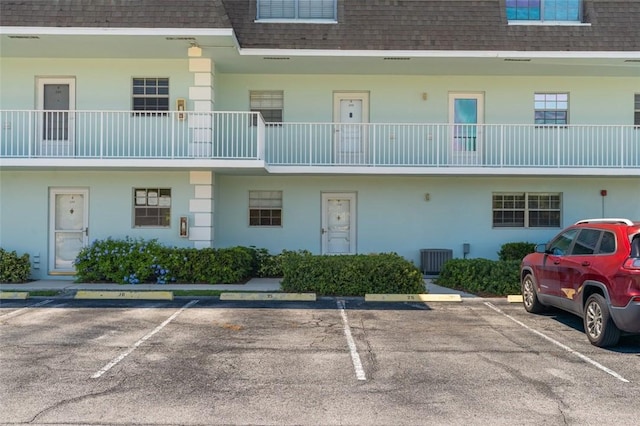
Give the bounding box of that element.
[493,192,561,228]
[249,190,282,226]
[134,188,171,227]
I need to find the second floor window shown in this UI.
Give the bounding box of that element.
[250,91,284,125]
[635,94,640,126]
[534,93,568,125]
[507,0,582,22]
[257,0,336,21]
[133,78,169,114]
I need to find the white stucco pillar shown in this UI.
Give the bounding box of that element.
[188,57,215,156]
[189,171,214,249]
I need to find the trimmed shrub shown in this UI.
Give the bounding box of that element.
[498,242,536,261]
[254,249,313,278]
[0,248,31,283]
[435,258,520,296]
[280,252,425,296]
[74,238,255,284]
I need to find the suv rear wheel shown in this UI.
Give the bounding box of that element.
[584,294,621,347]
[522,274,545,313]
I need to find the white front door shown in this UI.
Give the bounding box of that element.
[37,77,76,156]
[448,93,484,165]
[321,192,357,254]
[333,92,369,164]
[49,188,89,274]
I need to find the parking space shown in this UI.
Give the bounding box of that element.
[1,298,639,425]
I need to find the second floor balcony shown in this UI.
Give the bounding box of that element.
[1,110,639,175]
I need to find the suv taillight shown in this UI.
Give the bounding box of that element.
[622,258,640,270]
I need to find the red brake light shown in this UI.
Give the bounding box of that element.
[622,258,640,270]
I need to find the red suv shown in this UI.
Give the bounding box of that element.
[520,218,640,347]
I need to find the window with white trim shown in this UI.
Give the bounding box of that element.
[635,94,640,126]
[250,91,284,125]
[249,190,283,227]
[134,188,171,227]
[132,78,169,115]
[507,0,582,22]
[534,93,568,125]
[493,193,561,228]
[257,0,336,21]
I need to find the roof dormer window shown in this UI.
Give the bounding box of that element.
[507,0,582,23]
[257,0,337,22]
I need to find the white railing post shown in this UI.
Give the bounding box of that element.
[500,124,505,167]
[99,111,104,158]
[28,111,33,157]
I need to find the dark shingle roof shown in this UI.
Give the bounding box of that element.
[0,0,232,28]
[2,0,639,52]
[222,0,640,52]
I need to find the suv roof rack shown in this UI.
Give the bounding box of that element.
[575,218,634,226]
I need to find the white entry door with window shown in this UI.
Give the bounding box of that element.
[321,192,357,254]
[37,77,76,156]
[49,188,88,274]
[449,92,484,165]
[333,92,369,164]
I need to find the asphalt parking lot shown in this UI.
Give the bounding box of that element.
[1,297,640,425]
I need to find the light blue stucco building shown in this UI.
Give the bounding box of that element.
[1,1,639,280]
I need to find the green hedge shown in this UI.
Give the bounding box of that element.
[0,248,31,283]
[74,237,255,284]
[498,242,536,261]
[435,258,520,296]
[280,252,425,296]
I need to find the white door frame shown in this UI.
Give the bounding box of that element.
[37,77,76,155]
[333,92,369,164]
[49,187,89,275]
[448,92,484,165]
[321,192,357,255]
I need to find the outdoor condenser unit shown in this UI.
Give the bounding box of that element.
[420,249,453,275]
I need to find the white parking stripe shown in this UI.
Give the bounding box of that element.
[0,299,54,320]
[337,300,366,381]
[484,302,629,383]
[91,300,198,379]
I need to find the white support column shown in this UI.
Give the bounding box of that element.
[189,171,214,249]
[188,57,215,157]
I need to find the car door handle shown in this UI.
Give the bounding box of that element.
[582,261,591,266]
[553,260,561,265]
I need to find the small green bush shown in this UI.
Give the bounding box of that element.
[498,242,536,261]
[435,258,520,296]
[254,249,313,277]
[0,248,31,283]
[280,252,425,296]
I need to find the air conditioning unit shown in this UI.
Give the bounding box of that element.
[420,249,453,275]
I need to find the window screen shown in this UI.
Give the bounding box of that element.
[134,188,171,227]
[249,190,283,226]
[257,0,336,20]
[132,78,169,114]
[250,91,284,124]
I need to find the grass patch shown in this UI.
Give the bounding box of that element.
[173,290,224,297]
[173,289,282,297]
[29,290,63,297]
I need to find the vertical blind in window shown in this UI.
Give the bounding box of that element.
[506,0,582,22]
[257,0,336,20]
[250,91,284,123]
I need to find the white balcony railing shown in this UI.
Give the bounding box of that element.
[1,111,638,170]
[265,122,640,169]
[0,110,265,160]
